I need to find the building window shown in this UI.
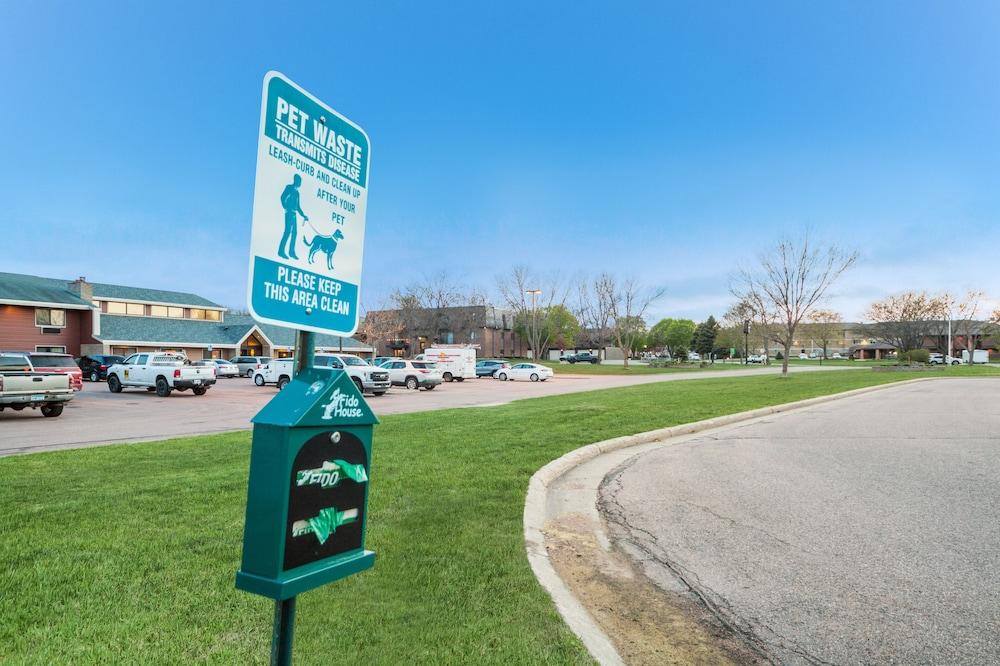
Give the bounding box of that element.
[126,303,144,316]
[205,310,220,321]
[168,307,184,318]
[150,305,168,317]
[111,346,138,356]
[190,309,206,320]
[35,308,66,327]
[35,345,66,353]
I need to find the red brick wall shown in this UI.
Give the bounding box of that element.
[0,304,86,355]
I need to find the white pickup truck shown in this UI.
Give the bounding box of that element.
[106,352,217,397]
[254,354,389,395]
[0,354,75,417]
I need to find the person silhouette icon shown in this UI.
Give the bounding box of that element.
[278,174,308,259]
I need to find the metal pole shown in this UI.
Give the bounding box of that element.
[743,319,749,365]
[271,596,297,665]
[947,318,952,360]
[295,330,315,375]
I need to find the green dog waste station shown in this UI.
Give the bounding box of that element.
[236,364,377,662]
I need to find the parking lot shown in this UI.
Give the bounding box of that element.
[0,364,856,455]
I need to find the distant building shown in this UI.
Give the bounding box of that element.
[362,304,526,358]
[768,320,997,359]
[0,272,370,359]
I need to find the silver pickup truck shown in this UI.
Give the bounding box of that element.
[0,354,75,417]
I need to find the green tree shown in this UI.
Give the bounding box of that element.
[541,304,581,351]
[656,319,696,359]
[715,326,742,358]
[648,318,674,351]
[694,316,720,361]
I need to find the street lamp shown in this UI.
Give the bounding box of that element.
[526,289,542,360]
[743,319,750,365]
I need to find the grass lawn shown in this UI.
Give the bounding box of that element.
[524,358,769,375]
[2,367,998,663]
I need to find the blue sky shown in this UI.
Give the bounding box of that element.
[2,1,998,323]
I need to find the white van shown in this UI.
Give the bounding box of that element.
[961,349,990,364]
[416,347,477,382]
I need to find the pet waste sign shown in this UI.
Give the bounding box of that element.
[247,71,371,336]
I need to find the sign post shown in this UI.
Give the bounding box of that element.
[239,71,373,665]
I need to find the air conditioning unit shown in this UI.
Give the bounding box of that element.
[40,327,62,335]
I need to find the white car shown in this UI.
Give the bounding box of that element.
[495,362,553,382]
[687,352,701,361]
[194,359,240,378]
[928,353,962,366]
[381,360,442,390]
[746,354,766,364]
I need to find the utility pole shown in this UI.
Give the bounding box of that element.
[526,289,541,360]
[947,317,952,360]
[743,319,750,365]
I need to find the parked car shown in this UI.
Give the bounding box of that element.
[476,359,510,377]
[0,354,74,417]
[78,354,126,382]
[560,352,600,364]
[381,360,442,390]
[371,356,395,368]
[746,354,766,364]
[23,352,84,391]
[830,352,843,360]
[106,353,216,396]
[194,359,240,378]
[928,353,962,366]
[316,354,390,396]
[257,355,390,395]
[495,362,554,382]
[687,352,701,361]
[415,347,476,382]
[230,355,272,377]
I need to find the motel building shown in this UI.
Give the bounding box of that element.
[0,272,371,360]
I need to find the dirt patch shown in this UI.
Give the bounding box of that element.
[545,512,767,665]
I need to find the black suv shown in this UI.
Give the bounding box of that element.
[78,354,126,382]
[561,352,600,364]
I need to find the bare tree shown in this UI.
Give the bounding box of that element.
[496,266,570,361]
[806,309,842,364]
[732,236,858,375]
[575,273,616,359]
[358,300,402,356]
[865,291,948,355]
[607,277,664,369]
[950,290,987,361]
[389,271,487,346]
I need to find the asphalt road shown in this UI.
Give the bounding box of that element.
[600,378,1000,664]
[0,363,855,456]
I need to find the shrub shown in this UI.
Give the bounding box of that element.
[898,349,930,364]
[775,351,784,360]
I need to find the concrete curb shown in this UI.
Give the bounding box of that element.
[522,376,960,665]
